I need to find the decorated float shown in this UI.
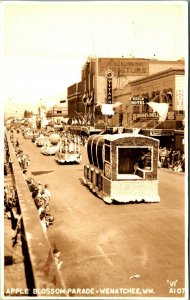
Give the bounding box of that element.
[35,134,48,147]
[55,135,82,164]
[23,130,34,139]
[23,128,39,139]
[81,132,160,204]
[41,134,60,156]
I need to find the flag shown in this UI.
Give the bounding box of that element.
[147,102,169,122]
[96,102,122,115]
[113,102,122,109]
[132,128,141,134]
[101,104,114,115]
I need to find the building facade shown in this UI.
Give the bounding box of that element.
[46,105,68,123]
[67,57,185,148]
[68,57,184,122]
[67,82,82,118]
[117,68,185,150]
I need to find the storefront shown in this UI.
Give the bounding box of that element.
[141,128,184,151]
[141,129,175,148]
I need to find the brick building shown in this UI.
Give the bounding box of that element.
[67,57,185,147]
[67,57,184,123]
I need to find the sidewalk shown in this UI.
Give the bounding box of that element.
[4,172,27,295]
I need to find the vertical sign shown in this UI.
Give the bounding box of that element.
[176,90,184,110]
[106,70,113,104]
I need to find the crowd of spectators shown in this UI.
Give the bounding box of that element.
[159,147,185,172]
[5,128,64,269]
[9,129,54,234]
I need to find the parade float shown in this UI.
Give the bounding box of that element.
[55,135,82,164]
[81,132,160,204]
[23,128,39,139]
[35,134,48,147]
[41,133,60,156]
[23,130,34,139]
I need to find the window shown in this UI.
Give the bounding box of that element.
[117,147,152,179]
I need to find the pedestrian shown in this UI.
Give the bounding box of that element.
[23,169,27,179]
[39,210,47,234]
[159,147,167,167]
[53,249,63,270]
[41,184,51,210]
[38,181,43,193]
[16,139,19,147]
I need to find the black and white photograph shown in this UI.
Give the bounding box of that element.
[1,1,188,299]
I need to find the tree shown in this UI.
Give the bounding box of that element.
[24,110,33,118]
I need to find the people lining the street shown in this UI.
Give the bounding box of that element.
[158,147,185,172]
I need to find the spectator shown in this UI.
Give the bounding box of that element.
[37,181,43,193]
[160,147,167,167]
[42,184,51,211]
[39,210,47,234]
[53,249,63,270]
[16,139,19,147]
[173,161,183,173]
[23,169,27,179]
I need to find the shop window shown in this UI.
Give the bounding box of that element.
[117,147,152,179]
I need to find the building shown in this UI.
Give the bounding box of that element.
[46,105,68,123]
[67,57,185,144]
[68,56,184,121]
[127,68,185,150]
[67,82,83,121]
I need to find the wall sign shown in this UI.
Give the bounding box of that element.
[105,70,113,104]
[132,112,159,120]
[176,90,184,110]
[150,130,174,136]
[131,97,145,105]
[99,58,149,76]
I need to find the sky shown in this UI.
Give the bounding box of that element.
[1,0,188,116]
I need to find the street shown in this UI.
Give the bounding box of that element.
[19,134,185,298]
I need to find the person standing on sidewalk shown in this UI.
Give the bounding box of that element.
[42,184,51,211]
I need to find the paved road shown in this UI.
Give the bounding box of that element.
[18,133,186,298]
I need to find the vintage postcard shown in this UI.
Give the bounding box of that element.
[1,1,188,299]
